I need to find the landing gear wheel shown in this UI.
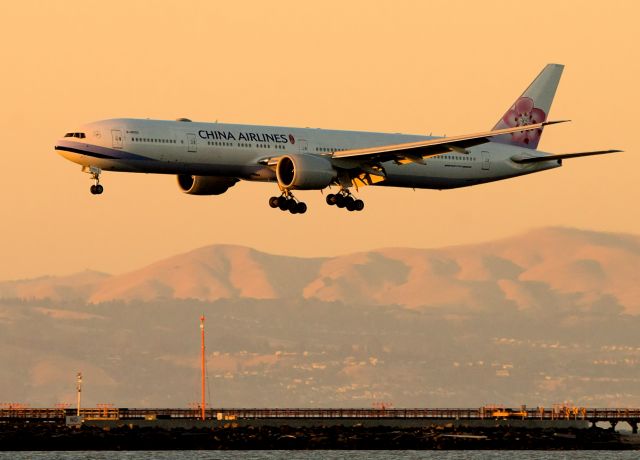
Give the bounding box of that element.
[295,202,307,214]
[278,198,291,211]
[269,190,307,214]
[95,184,104,195]
[288,200,307,214]
[90,185,97,195]
[329,188,365,212]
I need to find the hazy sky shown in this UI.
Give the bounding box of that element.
[1,0,638,280]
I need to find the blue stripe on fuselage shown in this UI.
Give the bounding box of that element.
[54,140,154,162]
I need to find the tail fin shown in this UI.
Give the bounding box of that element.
[492,63,564,149]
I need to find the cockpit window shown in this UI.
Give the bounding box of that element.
[64,132,86,138]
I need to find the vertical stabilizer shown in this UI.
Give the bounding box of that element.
[492,63,564,149]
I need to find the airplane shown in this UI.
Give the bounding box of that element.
[55,63,620,214]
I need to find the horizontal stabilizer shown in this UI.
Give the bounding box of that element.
[511,149,622,164]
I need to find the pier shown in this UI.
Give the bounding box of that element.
[2,406,639,450]
[1,406,639,432]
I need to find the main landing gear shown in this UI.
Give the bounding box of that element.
[84,166,104,195]
[326,190,364,212]
[268,192,307,214]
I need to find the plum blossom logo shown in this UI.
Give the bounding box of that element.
[288,134,296,144]
[501,97,546,146]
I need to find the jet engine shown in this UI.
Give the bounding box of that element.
[177,175,238,195]
[275,154,337,190]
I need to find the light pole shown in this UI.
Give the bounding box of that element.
[76,372,82,417]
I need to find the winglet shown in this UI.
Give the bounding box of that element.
[542,119,571,126]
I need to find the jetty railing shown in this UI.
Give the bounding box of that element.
[2,406,640,423]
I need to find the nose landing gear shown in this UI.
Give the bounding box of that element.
[83,166,104,195]
[90,184,104,195]
[326,190,364,212]
[268,192,307,214]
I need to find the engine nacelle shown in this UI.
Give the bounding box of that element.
[177,175,238,195]
[276,154,337,190]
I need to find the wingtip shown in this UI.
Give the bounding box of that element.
[543,119,571,126]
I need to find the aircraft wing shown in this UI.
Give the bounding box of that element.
[511,149,622,164]
[331,120,568,165]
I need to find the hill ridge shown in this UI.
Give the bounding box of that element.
[0,227,638,314]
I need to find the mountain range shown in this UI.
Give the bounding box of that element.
[2,227,639,314]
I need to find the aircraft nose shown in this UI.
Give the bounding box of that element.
[55,131,86,159]
[55,131,87,150]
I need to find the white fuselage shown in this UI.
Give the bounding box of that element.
[55,118,560,190]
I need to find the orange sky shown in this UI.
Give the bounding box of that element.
[1,0,638,279]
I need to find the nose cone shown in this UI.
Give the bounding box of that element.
[55,130,89,165]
